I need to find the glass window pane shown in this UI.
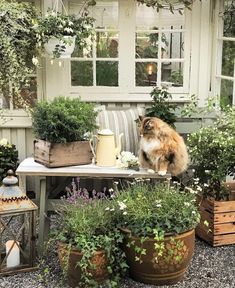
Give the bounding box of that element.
[161,63,183,87]
[136,32,159,59]
[223,0,235,37]
[71,61,93,86]
[96,61,118,86]
[160,8,184,30]
[136,62,157,86]
[96,32,118,58]
[93,0,118,29]
[136,4,160,30]
[220,79,233,107]
[222,41,235,77]
[162,32,184,59]
[136,3,184,30]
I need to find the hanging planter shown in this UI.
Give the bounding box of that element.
[44,36,76,59]
[35,0,95,59]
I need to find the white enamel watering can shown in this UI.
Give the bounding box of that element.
[91,129,123,167]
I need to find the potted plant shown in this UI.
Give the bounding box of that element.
[145,87,177,128]
[111,180,200,285]
[53,179,127,287]
[0,138,18,183]
[0,0,38,108]
[35,1,95,59]
[31,96,98,167]
[188,107,235,246]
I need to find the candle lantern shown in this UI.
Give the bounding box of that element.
[0,170,38,275]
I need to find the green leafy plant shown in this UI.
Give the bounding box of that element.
[31,96,98,143]
[146,87,177,127]
[35,2,95,59]
[136,0,194,14]
[187,107,235,200]
[0,0,38,107]
[52,178,127,287]
[111,180,200,261]
[0,139,18,183]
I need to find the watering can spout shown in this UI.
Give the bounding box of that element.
[115,133,123,156]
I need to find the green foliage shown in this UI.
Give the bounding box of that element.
[188,107,235,200]
[35,6,95,59]
[113,181,200,237]
[145,87,177,127]
[31,96,98,143]
[0,139,18,183]
[53,182,127,287]
[136,0,194,14]
[0,0,38,104]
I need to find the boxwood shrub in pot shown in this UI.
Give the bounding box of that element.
[31,96,98,167]
[111,181,200,285]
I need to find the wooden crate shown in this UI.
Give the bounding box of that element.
[34,139,93,168]
[196,197,235,246]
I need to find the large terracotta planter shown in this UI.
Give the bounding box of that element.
[121,229,195,285]
[57,242,108,287]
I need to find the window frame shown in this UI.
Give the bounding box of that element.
[66,0,192,102]
[213,0,235,106]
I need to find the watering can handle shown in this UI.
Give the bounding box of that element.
[89,136,98,164]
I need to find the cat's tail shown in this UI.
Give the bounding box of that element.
[169,139,189,176]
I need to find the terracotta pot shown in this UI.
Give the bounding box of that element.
[120,229,195,285]
[57,242,108,287]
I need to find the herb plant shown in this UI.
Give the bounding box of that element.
[188,107,235,200]
[145,87,177,127]
[53,178,127,287]
[0,139,18,183]
[31,96,98,143]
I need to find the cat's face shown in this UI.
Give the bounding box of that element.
[139,117,163,136]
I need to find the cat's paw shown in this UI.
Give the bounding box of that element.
[158,170,167,176]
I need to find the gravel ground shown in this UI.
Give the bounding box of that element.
[0,237,234,288]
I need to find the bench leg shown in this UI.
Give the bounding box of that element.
[38,177,50,254]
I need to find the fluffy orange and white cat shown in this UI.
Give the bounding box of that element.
[139,116,189,176]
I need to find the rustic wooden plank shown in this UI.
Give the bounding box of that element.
[214,211,235,224]
[213,234,235,246]
[214,223,235,235]
[196,225,213,245]
[213,201,235,213]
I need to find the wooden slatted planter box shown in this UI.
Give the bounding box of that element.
[196,194,235,246]
[34,139,93,168]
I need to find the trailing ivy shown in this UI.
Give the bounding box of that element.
[0,0,38,107]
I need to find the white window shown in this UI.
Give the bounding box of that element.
[214,0,235,107]
[67,0,190,102]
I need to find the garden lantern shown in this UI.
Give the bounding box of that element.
[0,170,38,275]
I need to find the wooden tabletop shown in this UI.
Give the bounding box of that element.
[16,157,171,179]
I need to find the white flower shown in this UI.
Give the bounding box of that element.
[192,211,196,215]
[196,186,202,191]
[118,201,127,210]
[0,138,8,146]
[203,183,209,187]
[156,204,162,208]
[109,188,114,192]
[110,208,115,211]
[32,56,39,66]
[184,202,190,207]
[105,207,110,211]
[123,211,127,215]
[64,27,73,33]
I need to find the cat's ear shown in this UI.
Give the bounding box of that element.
[138,115,144,122]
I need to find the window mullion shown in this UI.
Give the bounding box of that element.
[157,10,162,87]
